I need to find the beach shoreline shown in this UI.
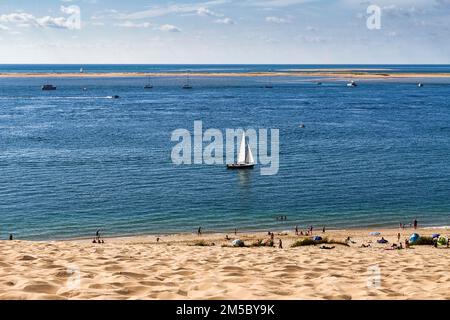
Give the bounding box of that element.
[1,71,450,79]
[1,226,448,300]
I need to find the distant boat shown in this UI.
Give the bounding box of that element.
[227,132,255,169]
[317,82,322,85]
[418,83,424,87]
[41,84,56,91]
[80,67,84,73]
[347,80,357,87]
[265,69,273,88]
[112,95,120,99]
[182,71,192,89]
[144,75,153,89]
[299,123,305,128]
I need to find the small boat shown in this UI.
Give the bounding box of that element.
[265,69,273,88]
[80,67,84,73]
[418,83,423,87]
[317,82,322,85]
[113,95,120,99]
[299,123,305,128]
[182,71,192,89]
[227,132,255,169]
[41,84,56,91]
[144,75,153,89]
[347,80,357,87]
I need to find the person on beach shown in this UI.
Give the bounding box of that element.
[278,239,283,249]
[413,219,418,229]
[96,229,101,242]
[322,226,326,233]
[295,225,298,235]
[234,228,237,235]
[9,234,13,240]
[197,226,202,236]
[270,232,274,241]
[397,232,401,242]
[405,239,410,249]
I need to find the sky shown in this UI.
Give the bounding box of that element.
[0,0,449,64]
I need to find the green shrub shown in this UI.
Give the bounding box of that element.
[191,240,214,246]
[291,237,349,247]
[411,236,435,246]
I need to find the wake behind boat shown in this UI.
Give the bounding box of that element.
[227,132,255,169]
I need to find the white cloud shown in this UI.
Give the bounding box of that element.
[157,24,181,32]
[197,7,221,17]
[118,1,228,19]
[265,16,290,24]
[0,24,10,31]
[115,21,152,28]
[215,17,234,24]
[0,6,80,30]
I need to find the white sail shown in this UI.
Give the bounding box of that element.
[237,132,246,164]
[245,144,254,164]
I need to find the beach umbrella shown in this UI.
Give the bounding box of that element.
[313,236,322,241]
[432,234,440,239]
[409,233,420,243]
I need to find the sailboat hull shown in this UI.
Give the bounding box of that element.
[227,163,255,169]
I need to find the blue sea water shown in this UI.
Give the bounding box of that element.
[0,65,450,240]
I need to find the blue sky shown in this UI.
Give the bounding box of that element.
[0,0,449,63]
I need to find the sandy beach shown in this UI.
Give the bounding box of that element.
[1,227,448,300]
[1,71,450,79]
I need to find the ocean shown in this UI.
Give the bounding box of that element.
[0,65,449,240]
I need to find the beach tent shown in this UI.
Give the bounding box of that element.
[369,232,381,236]
[437,236,447,246]
[409,233,420,243]
[313,236,322,241]
[432,233,440,239]
[232,239,244,247]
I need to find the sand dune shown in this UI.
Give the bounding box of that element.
[0,228,449,300]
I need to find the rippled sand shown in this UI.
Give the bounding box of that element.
[0,228,449,300]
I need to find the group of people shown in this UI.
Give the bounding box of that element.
[92,229,105,244]
[295,225,325,236]
[399,219,418,230]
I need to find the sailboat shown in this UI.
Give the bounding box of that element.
[182,71,192,89]
[227,132,255,169]
[265,69,273,88]
[144,75,153,89]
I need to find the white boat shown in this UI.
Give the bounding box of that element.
[227,132,255,169]
[80,67,84,73]
[418,83,423,87]
[347,80,357,87]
